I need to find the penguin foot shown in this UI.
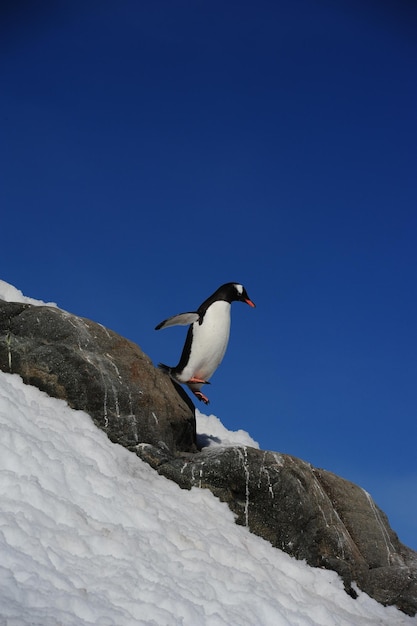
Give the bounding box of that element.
[188,376,210,385]
[193,390,210,404]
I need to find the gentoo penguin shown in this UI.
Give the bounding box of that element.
[155,282,255,404]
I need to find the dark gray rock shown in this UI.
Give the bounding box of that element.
[0,300,196,455]
[137,443,417,615]
[1,298,416,616]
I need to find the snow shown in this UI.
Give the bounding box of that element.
[0,372,414,626]
[196,409,260,449]
[0,280,57,307]
[0,279,414,625]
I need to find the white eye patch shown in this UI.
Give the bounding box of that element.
[234,284,243,295]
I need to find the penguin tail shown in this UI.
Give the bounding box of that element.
[157,363,172,376]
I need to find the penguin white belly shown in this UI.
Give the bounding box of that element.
[178,301,231,383]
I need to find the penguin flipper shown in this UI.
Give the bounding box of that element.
[155,312,199,330]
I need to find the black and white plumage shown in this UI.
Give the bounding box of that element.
[155,283,255,404]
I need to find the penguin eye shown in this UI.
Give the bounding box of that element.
[235,284,243,295]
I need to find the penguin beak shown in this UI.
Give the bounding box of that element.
[245,298,256,308]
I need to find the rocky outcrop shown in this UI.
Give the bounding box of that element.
[138,444,417,615]
[0,299,416,616]
[0,301,196,455]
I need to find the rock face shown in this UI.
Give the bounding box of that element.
[0,299,416,616]
[0,301,196,455]
[139,445,417,615]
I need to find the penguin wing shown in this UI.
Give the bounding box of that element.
[155,312,200,330]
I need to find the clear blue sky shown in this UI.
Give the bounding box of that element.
[1,1,416,549]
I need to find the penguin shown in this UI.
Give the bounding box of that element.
[155,282,255,404]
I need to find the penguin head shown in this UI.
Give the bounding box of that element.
[216,283,256,308]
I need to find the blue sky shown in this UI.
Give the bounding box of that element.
[1,1,416,549]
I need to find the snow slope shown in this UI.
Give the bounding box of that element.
[0,372,414,626]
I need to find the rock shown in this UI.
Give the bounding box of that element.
[0,297,416,616]
[0,300,196,455]
[137,443,417,614]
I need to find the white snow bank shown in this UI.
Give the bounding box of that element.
[196,408,260,448]
[0,371,413,626]
[0,279,57,307]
